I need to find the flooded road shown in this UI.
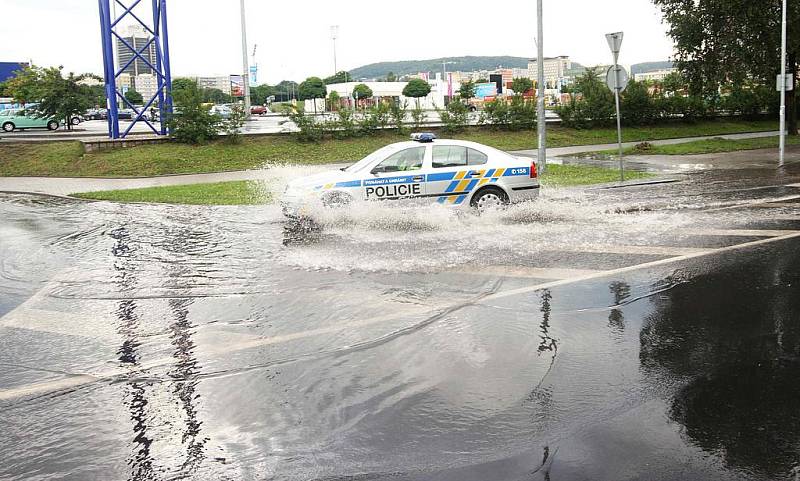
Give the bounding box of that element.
[1,165,800,480]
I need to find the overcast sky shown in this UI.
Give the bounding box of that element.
[2,0,674,84]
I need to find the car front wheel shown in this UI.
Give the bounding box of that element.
[71,117,81,125]
[471,187,508,213]
[2,122,14,132]
[47,121,59,131]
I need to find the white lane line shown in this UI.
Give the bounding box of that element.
[745,202,800,208]
[683,228,799,237]
[787,183,800,188]
[707,194,800,212]
[546,245,715,256]
[483,231,800,302]
[457,266,604,280]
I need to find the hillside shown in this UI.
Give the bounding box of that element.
[630,61,674,75]
[348,56,531,80]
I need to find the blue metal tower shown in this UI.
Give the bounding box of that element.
[98,0,173,139]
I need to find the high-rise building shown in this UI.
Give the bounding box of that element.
[528,56,572,88]
[115,25,157,78]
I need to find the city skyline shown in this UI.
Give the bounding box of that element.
[1,0,674,84]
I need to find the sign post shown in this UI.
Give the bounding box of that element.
[606,31,625,181]
[779,0,788,168]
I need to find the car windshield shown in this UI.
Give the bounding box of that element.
[342,143,407,173]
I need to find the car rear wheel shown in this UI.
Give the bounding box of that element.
[71,117,81,125]
[2,122,14,132]
[471,187,508,213]
[47,121,59,131]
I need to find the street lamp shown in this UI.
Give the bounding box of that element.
[779,0,787,168]
[331,25,339,77]
[536,0,546,173]
[239,0,251,116]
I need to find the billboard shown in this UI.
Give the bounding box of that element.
[0,62,28,83]
[230,75,244,97]
[249,65,257,85]
[474,82,497,99]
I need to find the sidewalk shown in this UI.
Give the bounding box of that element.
[0,131,783,197]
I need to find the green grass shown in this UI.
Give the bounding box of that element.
[70,165,654,205]
[0,119,778,178]
[582,134,795,158]
[71,180,270,205]
[542,164,654,187]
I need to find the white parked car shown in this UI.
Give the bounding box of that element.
[282,133,539,218]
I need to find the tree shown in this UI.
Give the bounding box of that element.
[298,77,327,114]
[328,90,341,111]
[124,89,143,105]
[510,77,533,96]
[201,87,232,104]
[653,0,797,132]
[250,84,274,105]
[402,78,431,108]
[166,78,221,143]
[5,66,95,130]
[323,71,350,84]
[386,72,397,82]
[352,83,373,101]
[458,80,476,99]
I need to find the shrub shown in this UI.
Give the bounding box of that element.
[438,101,469,133]
[167,80,221,143]
[287,108,324,142]
[222,104,246,144]
[410,103,426,130]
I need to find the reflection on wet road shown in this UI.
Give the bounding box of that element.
[1,165,800,480]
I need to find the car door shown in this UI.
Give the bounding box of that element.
[361,145,427,202]
[426,145,493,205]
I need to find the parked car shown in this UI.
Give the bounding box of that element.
[250,105,268,115]
[209,105,232,119]
[0,109,60,132]
[84,108,107,120]
[70,115,84,125]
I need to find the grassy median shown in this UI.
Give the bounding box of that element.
[578,134,796,158]
[69,165,654,205]
[0,119,778,178]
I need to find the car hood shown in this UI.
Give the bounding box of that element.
[287,169,352,190]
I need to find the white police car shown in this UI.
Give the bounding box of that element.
[281,133,539,217]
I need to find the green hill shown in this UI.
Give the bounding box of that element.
[348,56,531,80]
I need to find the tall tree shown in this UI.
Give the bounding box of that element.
[124,89,143,105]
[654,0,797,133]
[5,66,95,130]
[323,71,350,84]
[458,80,476,99]
[298,77,327,114]
[385,71,397,82]
[352,83,373,99]
[402,78,432,109]
[510,77,534,96]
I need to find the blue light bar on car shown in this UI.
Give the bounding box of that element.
[411,132,437,142]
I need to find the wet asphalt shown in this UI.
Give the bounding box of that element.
[1,161,800,481]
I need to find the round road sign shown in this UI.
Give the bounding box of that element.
[606,65,629,92]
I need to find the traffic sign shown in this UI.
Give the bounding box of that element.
[776,73,794,91]
[606,32,624,56]
[606,65,629,92]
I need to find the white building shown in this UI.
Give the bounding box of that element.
[634,68,677,82]
[196,76,232,95]
[528,56,571,87]
[134,74,158,102]
[325,76,455,110]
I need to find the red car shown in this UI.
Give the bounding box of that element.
[250,105,268,115]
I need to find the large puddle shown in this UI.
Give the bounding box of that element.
[1,166,800,480]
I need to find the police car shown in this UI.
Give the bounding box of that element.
[281,133,539,217]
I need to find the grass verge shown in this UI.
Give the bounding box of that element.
[69,165,654,205]
[0,118,777,177]
[578,134,797,158]
[71,180,270,205]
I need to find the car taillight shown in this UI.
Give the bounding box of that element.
[530,160,538,178]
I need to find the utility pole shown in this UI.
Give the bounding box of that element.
[536,0,546,173]
[331,25,339,76]
[606,32,625,181]
[779,0,787,168]
[239,0,251,115]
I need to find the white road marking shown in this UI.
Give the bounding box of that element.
[746,202,800,208]
[683,228,800,237]
[547,245,715,256]
[457,266,604,280]
[786,183,800,188]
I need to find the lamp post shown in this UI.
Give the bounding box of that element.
[331,25,339,76]
[239,0,251,116]
[779,0,787,168]
[536,0,546,173]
